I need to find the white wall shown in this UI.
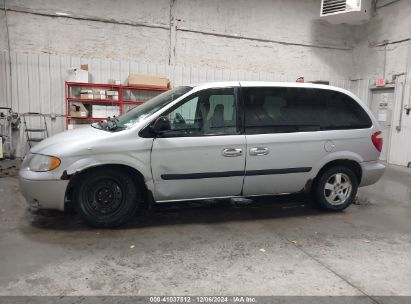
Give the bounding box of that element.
[0,9,8,51]
[173,0,354,79]
[352,0,411,166]
[2,0,354,80]
[352,0,411,80]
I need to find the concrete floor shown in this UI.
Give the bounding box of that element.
[0,163,410,296]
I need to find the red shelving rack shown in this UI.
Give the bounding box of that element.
[65,82,168,129]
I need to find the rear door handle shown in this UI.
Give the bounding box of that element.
[222,148,243,157]
[250,147,269,156]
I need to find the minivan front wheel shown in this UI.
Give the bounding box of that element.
[74,168,140,227]
[313,166,358,211]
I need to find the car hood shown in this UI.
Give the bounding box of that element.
[30,126,110,156]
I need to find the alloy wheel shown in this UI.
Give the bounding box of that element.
[323,173,352,205]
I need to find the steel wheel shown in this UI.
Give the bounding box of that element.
[86,179,124,216]
[323,172,352,205]
[74,168,142,227]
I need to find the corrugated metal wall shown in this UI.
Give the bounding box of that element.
[0,51,366,157]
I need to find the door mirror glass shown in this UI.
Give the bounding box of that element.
[151,116,171,134]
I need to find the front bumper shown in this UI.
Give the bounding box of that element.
[19,177,69,211]
[360,161,385,187]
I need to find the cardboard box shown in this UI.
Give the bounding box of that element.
[128,74,170,89]
[92,105,120,118]
[92,89,106,95]
[111,95,119,101]
[80,93,93,99]
[68,123,90,130]
[106,90,119,96]
[94,94,106,100]
[106,106,120,117]
[80,89,92,94]
[70,103,89,118]
[92,105,106,118]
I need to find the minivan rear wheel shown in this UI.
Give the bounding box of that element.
[74,168,141,227]
[313,166,358,211]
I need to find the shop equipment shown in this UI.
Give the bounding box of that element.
[22,112,48,148]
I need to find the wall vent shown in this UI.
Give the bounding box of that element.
[322,0,347,15]
[320,0,372,24]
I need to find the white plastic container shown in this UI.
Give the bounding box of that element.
[67,67,89,83]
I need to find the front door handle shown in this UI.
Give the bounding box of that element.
[250,147,269,156]
[222,148,243,157]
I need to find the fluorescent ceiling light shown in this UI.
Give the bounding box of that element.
[55,12,70,16]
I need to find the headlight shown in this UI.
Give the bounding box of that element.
[28,154,61,172]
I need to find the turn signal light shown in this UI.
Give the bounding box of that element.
[371,131,383,152]
[49,156,61,171]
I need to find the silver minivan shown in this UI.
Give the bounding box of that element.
[19,82,385,227]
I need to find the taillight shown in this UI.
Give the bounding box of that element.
[371,131,383,152]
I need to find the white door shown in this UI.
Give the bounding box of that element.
[370,88,395,161]
[151,87,246,201]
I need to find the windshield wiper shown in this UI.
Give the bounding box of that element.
[107,116,126,131]
[91,116,123,131]
[107,119,117,130]
[91,121,106,130]
[91,119,116,131]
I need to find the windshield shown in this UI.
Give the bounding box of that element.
[110,86,192,130]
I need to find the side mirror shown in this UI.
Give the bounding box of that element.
[151,116,171,134]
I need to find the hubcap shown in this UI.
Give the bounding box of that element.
[87,179,123,215]
[324,173,352,205]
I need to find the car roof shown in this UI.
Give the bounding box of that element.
[191,81,348,94]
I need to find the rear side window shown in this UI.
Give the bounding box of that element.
[243,87,372,134]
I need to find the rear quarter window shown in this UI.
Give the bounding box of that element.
[243,87,372,134]
[321,90,372,130]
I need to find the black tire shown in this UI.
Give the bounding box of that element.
[313,166,358,211]
[74,168,142,227]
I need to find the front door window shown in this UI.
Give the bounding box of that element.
[163,88,238,137]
